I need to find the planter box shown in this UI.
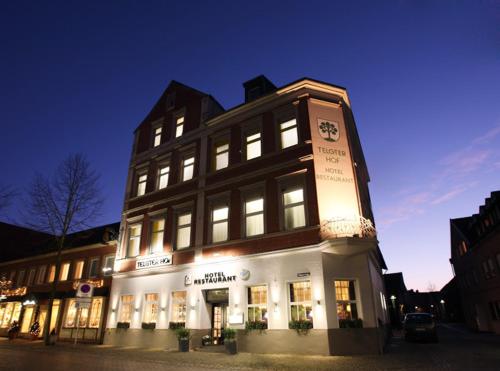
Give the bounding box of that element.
[178,339,189,352]
[225,340,237,355]
[117,322,130,329]
[142,322,156,330]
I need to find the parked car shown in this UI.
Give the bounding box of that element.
[403,313,438,342]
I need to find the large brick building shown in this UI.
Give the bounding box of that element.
[450,191,500,333]
[105,76,389,355]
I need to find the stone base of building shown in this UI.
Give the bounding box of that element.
[104,327,386,355]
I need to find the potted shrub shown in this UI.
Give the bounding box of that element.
[116,322,130,329]
[169,321,185,330]
[176,327,190,352]
[222,328,237,354]
[142,322,156,330]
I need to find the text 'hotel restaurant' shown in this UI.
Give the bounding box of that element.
[105,75,389,355]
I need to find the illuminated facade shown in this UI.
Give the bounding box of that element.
[106,76,388,355]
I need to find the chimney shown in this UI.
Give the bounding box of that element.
[243,75,277,103]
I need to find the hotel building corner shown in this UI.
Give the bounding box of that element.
[104,75,389,355]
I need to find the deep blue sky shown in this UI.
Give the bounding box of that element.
[1,1,499,291]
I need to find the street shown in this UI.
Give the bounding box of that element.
[1,324,499,370]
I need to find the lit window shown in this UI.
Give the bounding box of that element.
[171,291,186,323]
[88,258,100,278]
[0,302,22,328]
[335,280,359,321]
[16,270,25,287]
[64,299,78,327]
[211,206,229,243]
[245,198,264,237]
[127,224,142,257]
[47,265,56,283]
[289,281,312,322]
[158,166,170,189]
[248,285,267,322]
[246,132,261,160]
[175,116,184,138]
[214,143,229,170]
[143,293,159,323]
[283,188,306,230]
[119,295,134,323]
[137,174,147,196]
[153,127,162,147]
[176,212,192,249]
[26,269,36,286]
[103,255,115,276]
[89,297,103,328]
[59,262,70,281]
[36,266,46,285]
[73,260,84,279]
[280,118,298,149]
[182,156,195,181]
[150,219,165,254]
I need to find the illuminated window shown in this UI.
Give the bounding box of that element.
[150,219,165,254]
[73,260,84,279]
[36,266,46,285]
[26,269,36,286]
[16,270,25,287]
[64,299,78,327]
[211,206,229,243]
[245,132,261,160]
[47,265,56,283]
[153,127,162,147]
[119,295,134,323]
[103,255,115,276]
[335,280,359,321]
[171,291,186,323]
[280,118,298,149]
[245,197,264,237]
[176,212,192,249]
[214,143,229,171]
[175,116,184,138]
[289,281,312,322]
[248,285,267,322]
[127,224,142,257]
[88,258,100,278]
[158,165,170,189]
[59,262,70,281]
[283,188,306,230]
[137,174,147,197]
[0,302,22,328]
[143,293,159,323]
[182,156,195,181]
[89,297,103,328]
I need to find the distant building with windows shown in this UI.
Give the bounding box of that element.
[0,222,118,343]
[105,75,389,355]
[450,191,500,334]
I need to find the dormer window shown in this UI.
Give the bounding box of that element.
[175,116,184,138]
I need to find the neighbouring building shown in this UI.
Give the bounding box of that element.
[450,191,500,333]
[0,222,119,343]
[105,76,389,355]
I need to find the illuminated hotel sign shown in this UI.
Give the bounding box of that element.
[308,99,361,234]
[186,272,237,285]
[136,254,172,270]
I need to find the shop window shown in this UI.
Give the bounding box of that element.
[59,262,70,281]
[143,293,159,323]
[119,295,134,323]
[182,156,195,181]
[88,258,100,278]
[176,212,192,249]
[36,265,46,285]
[289,281,312,322]
[0,302,22,328]
[153,127,162,147]
[214,142,229,171]
[64,299,78,327]
[248,285,267,322]
[245,132,261,160]
[171,291,187,323]
[335,280,359,321]
[137,174,147,197]
[103,255,115,276]
[127,224,142,257]
[280,118,298,149]
[158,165,170,189]
[245,197,264,237]
[47,265,56,283]
[16,270,25,287]
[26,269,36,286]
[89,297,103,328]
[21,306,34,333]
[211,205,229,243]
[150,219,165,254]
[282,188,306,230]
[175,116,184,138]
[73,260,84,279]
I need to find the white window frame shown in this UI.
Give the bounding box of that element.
[334,279,360,322]
[244,196,264,237]
[170,291,187,323]
[88,257,100,278]
[282,187,306,230]
[158,165,170,190]
[119,295,134,324]
[175,211,192,250]
[143,293,159,324]
[214,142,229,171]
[288,280,313,323]
[175,116,184,138]
[149,218,165,254]
[153,126,162,147]
[245,131,262,160]
[137,173,147,197]
[247,284,268,322]
[127,223,142,257]
[210,204,229,243]
[279,118,299,149]
[103,255,115,276]
[182,156,195,182]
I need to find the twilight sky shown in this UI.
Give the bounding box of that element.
[1,1,499,291]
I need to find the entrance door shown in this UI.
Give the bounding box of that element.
[205,288,229,345]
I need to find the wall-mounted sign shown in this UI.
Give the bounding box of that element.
[76,283,94,298]
[191,272,237,285]
[136,254,172,270]
[239,269,250,281]
[228,313,244,325]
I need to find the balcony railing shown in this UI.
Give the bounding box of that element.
[320,216,377,239]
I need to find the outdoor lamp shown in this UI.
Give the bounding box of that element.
[390,295,396,300]
[440,299,445,304]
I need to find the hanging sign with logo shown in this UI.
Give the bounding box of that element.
[136,254,173,270]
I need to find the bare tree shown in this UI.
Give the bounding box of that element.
[426,282,437,292]
[25,154,103,345]
[0,185,16,215]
